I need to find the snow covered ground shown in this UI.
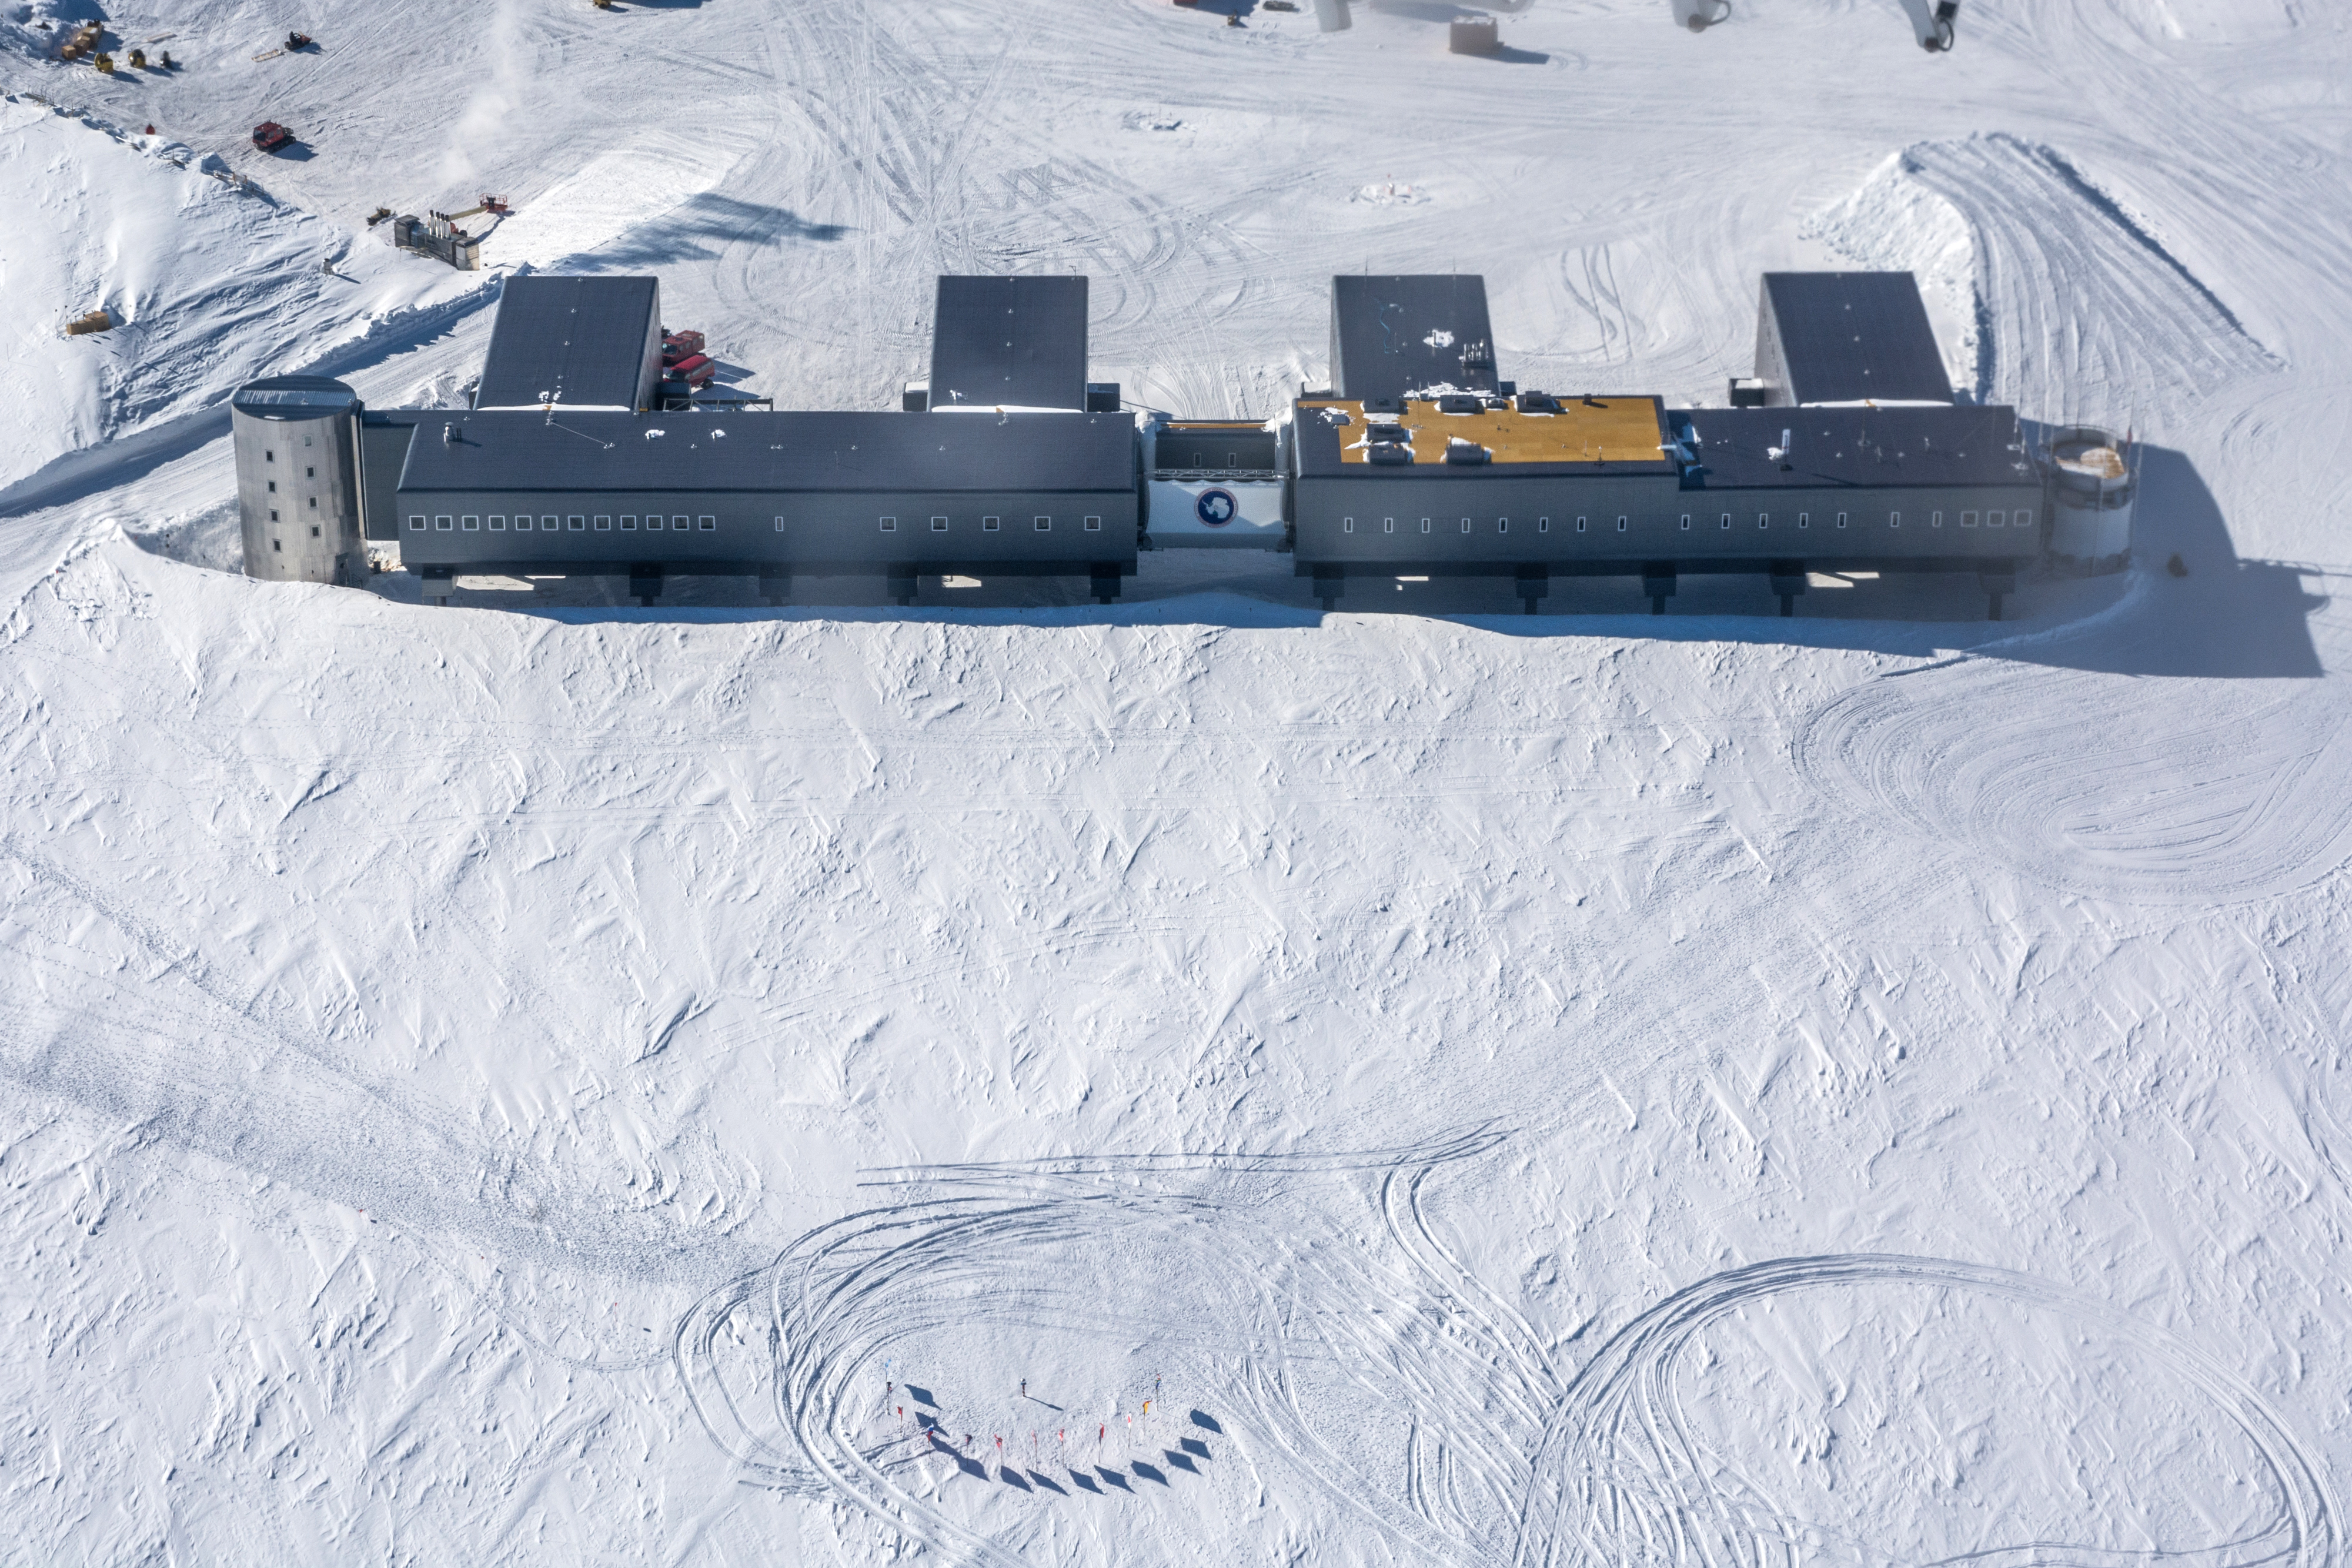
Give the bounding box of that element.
[4,1,2352,1563]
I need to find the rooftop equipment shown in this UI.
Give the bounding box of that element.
[928,275,1090,410]
[473,275,663,411]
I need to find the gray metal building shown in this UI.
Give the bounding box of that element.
[230,376,369,587]
[1751,272,1954,407]
[473,275,664,411]
[1328,275,1500,403]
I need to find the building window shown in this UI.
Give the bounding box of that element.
[1344,516,1355,533]
[309,525,320,538]
[462,515,479,531]
[1758,513,1769,530]
[1384,517,1395,533]
[931,516,949,532]
[1575,516,1586,533]
[435,515,453,531]
[1034,515,1051,530]
[982,515,1000,531]
[673,516,690,531]
[1084,514,1102,531]
[1498,517,1508,533]
[619,515,635,530]
[1932,511,1943,527]
[1679,514,1690,531]
[1459,517,1471,534]
[881,516,897,532]
[303,436,312,447]
[272,539,281,552]
[265,450,274,462]
[594,515,612,531]
[1798,512,1810,529]
[544,516,561,531]
[1616,516,1628,532]
[1539,517,1550,533]
[489,514,506,530]
[1890,511,1901,528]
[1419,517,1431,533]
[697,516,715,531]
[267,480,276,493]
[640,513,659,531]
[569,515,587,531]
[517,514,534,531]
[1719,513,1730,530]
[1836,511,1848,528]
[1986,510,2004,529]
[771,517,783,532]
[269,509,279,522]
[407,515,425,531]
[2016,508,2034,529]
[306,467,315,479]
[1960,510,1979,527]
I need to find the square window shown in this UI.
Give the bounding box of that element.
[544,516,561,531]
[489,515,506,530]
[435,515,453,531]
[2017,508,2033,529]
[619,515,635,530]
[1084,514,1102,532]
[697,516,715,531]
[462,515,479,531]
[1679,514,1690,531]
[983,515,1000,531]
[309,525,320,537]
[569,515,587,531]
[1616,516,1628,532]
[1798,512,1810,529]
[1836,511,1849,528]
[269,509,279,522]
[1034,516,1051,530]
[594,515,612,531]
[517,514,535,531]
[931,516,949,532]
[1987,510,2006,529]
[643,513,662,531]
[1344,516,1355,533]
[407,515,425,531]
[672,516,690,531]
[1960,510,1979,527]
[881,515,897,532]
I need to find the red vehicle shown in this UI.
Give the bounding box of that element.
[663,353,716,390]
[251,121,292,152]
[661,330,704,366]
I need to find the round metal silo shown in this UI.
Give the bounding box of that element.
[231,376,367,587]
[1314,0,1351,32]
[2045,424,2134,574]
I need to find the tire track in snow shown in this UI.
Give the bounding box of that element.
[1792,658,2352,906]
[1514,1254,2337,1568]
[677,1131,1528,1565]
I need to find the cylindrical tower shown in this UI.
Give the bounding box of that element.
[2044,424,2135,575]
[232,376,367,586]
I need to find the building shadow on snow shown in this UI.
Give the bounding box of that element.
[589,192,848,266]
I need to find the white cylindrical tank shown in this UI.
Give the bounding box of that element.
[1314,0,1351,32]
[232,376,368,587]
[2046,424,2134,574]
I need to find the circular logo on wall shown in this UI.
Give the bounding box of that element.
[1196,488,1238,527]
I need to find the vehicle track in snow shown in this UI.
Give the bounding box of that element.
[1792,656,2352,907]
[1514,1253,2338,1568]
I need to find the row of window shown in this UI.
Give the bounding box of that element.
[406,513,1111,534]
[1338,508,2034,534]
[879,516,1102,533]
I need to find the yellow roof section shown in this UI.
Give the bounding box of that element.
[1307,397,1668,467]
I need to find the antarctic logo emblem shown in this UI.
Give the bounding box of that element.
[1196,488,1238,527]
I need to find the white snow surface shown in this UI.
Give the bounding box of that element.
[5,1,2352,1564]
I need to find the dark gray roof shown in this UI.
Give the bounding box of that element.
[232,375,360,417]
[396,410,1136,494]
[474,275,660,410]
[1330,275,1499,401]
[928,276,1089,409]
[1758,273,1953,404]
[1670,406,2037,490]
